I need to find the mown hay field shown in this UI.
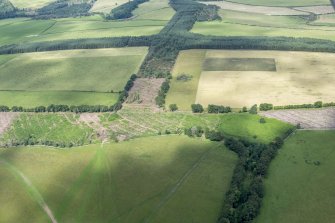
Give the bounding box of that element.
[0,48,147,106]
[192,9,335,41]
[0,136,237,223]
[167,49,335,109]
[256,130,335,223]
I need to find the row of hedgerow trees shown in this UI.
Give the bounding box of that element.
[0,74,137,113]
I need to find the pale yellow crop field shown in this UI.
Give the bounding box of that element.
[90,0,129,13]
[196,50,335,108]
[167,50,335,109]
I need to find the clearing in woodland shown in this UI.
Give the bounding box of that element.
[167,50,335,109]
[256,130,335,223]
[0,136,237,223]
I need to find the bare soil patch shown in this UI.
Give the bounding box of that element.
[125,78,165,108]
[79,113,108,141]
[261,108,335,129]
[0,113,18,135]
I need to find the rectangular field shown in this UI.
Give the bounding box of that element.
[203,58,276,71]
[192,9,335,41]
[0,136,237,223]
[167,49,335,109]
[256,130,335,223]
[0,47,147,106]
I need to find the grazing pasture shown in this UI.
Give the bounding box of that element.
[0,48,147,106]
[167,50,335,108]
[256,130,335,223]
[192,9,335,41]
[0,136,238,223]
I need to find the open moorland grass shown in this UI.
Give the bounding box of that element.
[226,0,331,6]
[167,49,335,108]
[0,136,237,223]
[0,48,147,106]
[256,130,335,223]
[0,0,174,47]
[9,0,55,9]
[192,9,335,41]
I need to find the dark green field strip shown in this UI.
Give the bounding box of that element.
[203,58,277,71]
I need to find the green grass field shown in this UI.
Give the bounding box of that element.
[0,113,95,147]
[0,0,174,47]
[0,136,238,223]
[226,0,330,6]
[192,10,335,41]
[256,130,335,223]
[0,91,119,107]
[0,48,147,106]
[106,109,293,144]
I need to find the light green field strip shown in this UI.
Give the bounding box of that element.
[226,0,331,7]
[90,0,129,13]
[9,0,55,9]
[0,48,148,92]
[166,50,206,111]
[0,136,238,223]
[0,15,165,46]
[256,131,335,223]
[192,9,335,41]
[133,0,175,20]
[0,91,119,107]
[0,159,58,223]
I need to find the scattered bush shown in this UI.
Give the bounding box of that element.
[191,104,204,113]
[176,74,192,81]
[169,104,178,111]
[259,118,266,124]
[249,104,258,114]
[205,130,224,141]
[259,103,273,111]
[184,126,204,137]
[208,104,231,114]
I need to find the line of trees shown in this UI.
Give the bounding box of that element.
[155,78,171,107]
[106,0,149,20]
[0,74,138,113]
[208,104,231,113]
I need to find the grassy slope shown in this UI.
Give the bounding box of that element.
[226,0,330,6]
[256,131,335,223]
[0,91,119,107]
[192,10,335,41]
[0,113,95,146]
[0,136,237,223]
[166,50,206,111]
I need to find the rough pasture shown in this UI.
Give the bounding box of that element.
[9,0,55,9]
[262,108,335,129]
[0,136,237,223]
[294,5,335,14]
[256,130,335,223]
